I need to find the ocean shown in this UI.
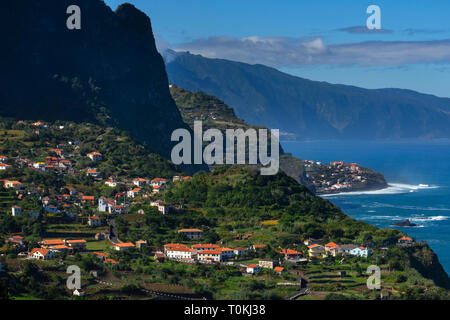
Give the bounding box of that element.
[282,140,450,274]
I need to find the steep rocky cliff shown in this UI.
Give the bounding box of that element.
[1,0,187,159]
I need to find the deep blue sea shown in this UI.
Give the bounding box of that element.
[282,140,450,274]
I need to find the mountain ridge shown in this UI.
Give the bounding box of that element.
[164,49,450,140]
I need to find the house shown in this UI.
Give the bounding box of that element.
[86,168,100,178]
[98,197,115,212]
[164,243,188,253]
[4,180,23,190]
[110,205,126,214]
[150,200,171,214]
[40,239,65,248]
[133,178,149,187]
[251,244,266,250]
[88,215,104,227]
[66,239,87,250]
[349,246,372,258]
[95,233,105,240]
[325,242,339,252]
[66,187,77,196]
[114,242,135,251]
[135,240,148,249]
[178,228,203,240]
[50,245,70,253]
[81,195,95,204]
[29,248,56,260]
[339,244,358,255]
[192,244,220,251]
[154,252,165,262]
[0,156,8,162]
[307,244,326,259]
[0,163,11,170]
[87,152,102,161]
[233,247,247,256]
[398,236,414,245]
[274,266,285,275]
[280,249,302,260]
[246,264,262,274]
[166,247,198,260]
[11,206,22,216]
[104,179,118,187]
[150,178,168,187]
[197,250,223,263]
[92,252,109,261]
[127,188,141,198]
[9,235,25,246]
[33,162,46,171]
[259,259,278,269]
[218,248,235,259]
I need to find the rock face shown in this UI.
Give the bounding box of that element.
[393,219,418,227]
[1,1,188,159]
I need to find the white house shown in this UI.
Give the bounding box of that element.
[177,229,203,240]
[246,264,262,274]
[127,188,141,198]
[98,197,115,212]
[197,250,223,263]
[104,179,117,187]
[349,246,372,258]
[166,247,198,260]
[11,206,22,216]
[150,178,168,187]
[114,242,135,251]
[218,248,235,259]
[0,163,11,170]
[29,248,56,260]
[133,178,149,187]
[88,215,103,227]
[87,152,102,161]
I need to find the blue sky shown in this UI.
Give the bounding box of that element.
[105,0,450,97]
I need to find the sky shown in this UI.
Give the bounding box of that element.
[104,0,450,98]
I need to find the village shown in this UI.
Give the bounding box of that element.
[0,120,421,299]
[302,160,387,194]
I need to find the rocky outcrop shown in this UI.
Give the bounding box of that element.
[1,1,188,160]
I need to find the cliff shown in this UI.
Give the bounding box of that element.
[1,1,188,160]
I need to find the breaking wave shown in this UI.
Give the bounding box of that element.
[322,183,439,197]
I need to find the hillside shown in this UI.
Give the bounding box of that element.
[164,50,450,140]
[169,85,388,194]
[1,1,189,160]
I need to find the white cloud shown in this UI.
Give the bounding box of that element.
[171,36,450,68]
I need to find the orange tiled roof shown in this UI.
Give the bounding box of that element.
[325,242,338,248]
[192,244,220,249]
[178,228,203,233]
[274,267,285,272]
[30,248,49,256]
[198,250,222,255]
[42,239,65,245]
[115,242,135,248]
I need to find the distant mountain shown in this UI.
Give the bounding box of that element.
[0,1,190,161]
[164,50,450,140]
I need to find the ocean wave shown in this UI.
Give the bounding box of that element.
[322,182,439,197]
[369,202,450,212]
